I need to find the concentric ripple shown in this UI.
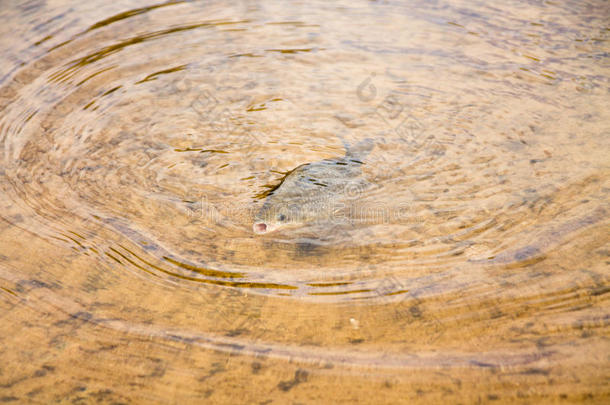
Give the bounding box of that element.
[0,0,608,401]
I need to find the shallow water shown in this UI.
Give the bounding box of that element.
[0,0,608,402]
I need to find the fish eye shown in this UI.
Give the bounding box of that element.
[278,214,286,221]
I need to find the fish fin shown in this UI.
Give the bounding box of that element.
[337,134,351,154]
[335,133,375,159]
[345,138,375,160]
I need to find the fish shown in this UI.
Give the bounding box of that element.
[253,138,374,234]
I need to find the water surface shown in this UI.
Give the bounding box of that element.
[0,0,608,402]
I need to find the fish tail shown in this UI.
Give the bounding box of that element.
[346,138,375,159]
[337,134,351,154]
[336,133,375,159]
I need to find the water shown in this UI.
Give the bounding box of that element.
[0,0,608,402]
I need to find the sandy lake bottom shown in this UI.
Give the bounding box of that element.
[0,0,608,403]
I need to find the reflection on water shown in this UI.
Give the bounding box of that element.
[0,0,608,402]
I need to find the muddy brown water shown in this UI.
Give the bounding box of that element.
[0,0,609,403]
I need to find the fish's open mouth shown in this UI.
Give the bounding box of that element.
[253,222,267,234]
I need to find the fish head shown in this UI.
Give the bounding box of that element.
[253,198,302,234]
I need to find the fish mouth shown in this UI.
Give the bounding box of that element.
[253,222,268,234]
[253,221,285,235]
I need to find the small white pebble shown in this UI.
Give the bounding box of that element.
[349,318,359,329]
